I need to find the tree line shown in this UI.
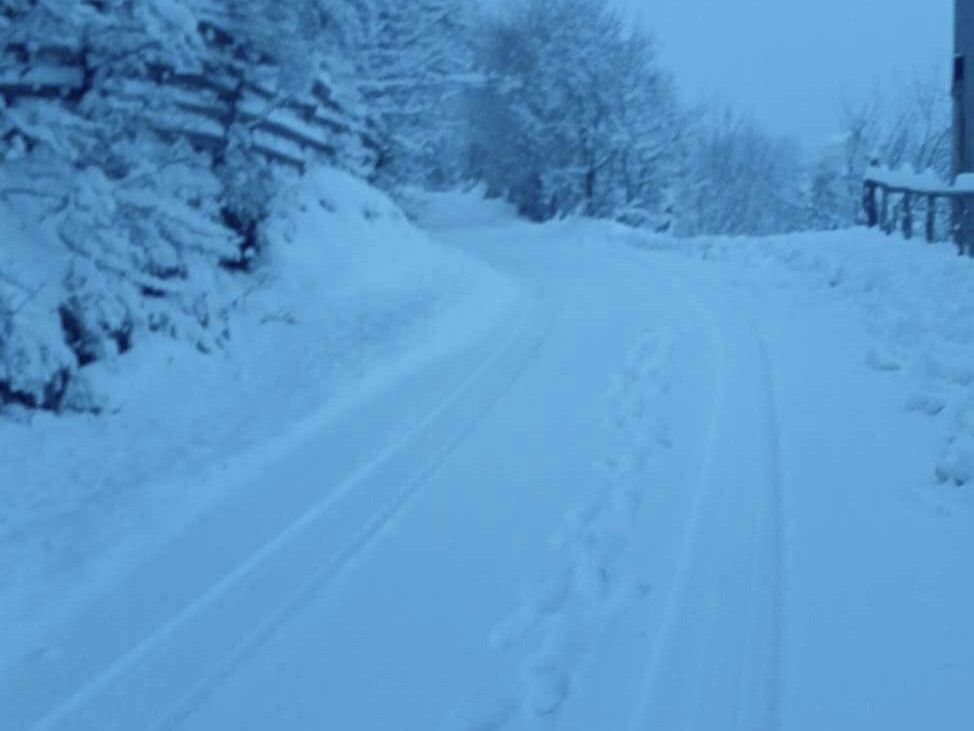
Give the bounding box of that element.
[0,0,952,410]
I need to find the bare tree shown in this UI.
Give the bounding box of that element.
[673,102,806,237]
[810,68,951,230]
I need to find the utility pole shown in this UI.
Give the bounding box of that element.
[954,0,974,252]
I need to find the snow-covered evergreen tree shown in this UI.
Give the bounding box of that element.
[0,1,245,409]
[0,0,374,410]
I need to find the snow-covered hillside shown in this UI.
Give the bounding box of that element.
[0,170,517,666]
[626,226,974,497]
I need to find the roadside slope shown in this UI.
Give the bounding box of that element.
[0,169,518,670]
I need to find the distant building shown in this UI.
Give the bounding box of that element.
[955,1,974,246]
[955,0,974,177]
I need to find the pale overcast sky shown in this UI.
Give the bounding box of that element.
[628,0,952,149]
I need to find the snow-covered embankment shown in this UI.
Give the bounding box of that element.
[0,169,517,664]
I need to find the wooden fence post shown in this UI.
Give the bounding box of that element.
[902,191,914,239]
[955,196,969,255]
[863,180,878,227]
[880,186,890,234]
[926,194,937,243]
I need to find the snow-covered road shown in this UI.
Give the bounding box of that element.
[5,210,974,730]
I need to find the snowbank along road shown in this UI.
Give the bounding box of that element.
[3,194,974,730]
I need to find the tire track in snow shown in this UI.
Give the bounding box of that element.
[743,308,785,731]
[625,284,785,731]
[24,296,557,731]
[150,302,558,731]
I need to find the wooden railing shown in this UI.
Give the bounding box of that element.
[0,43,380,175]
[863,167,974,254]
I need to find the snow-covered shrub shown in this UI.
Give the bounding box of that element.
[215,135,277,270]
[0,135,243,409]
[0,38,244,407]
[0,271,75,410]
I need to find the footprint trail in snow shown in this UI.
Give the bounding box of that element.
[459,325,678,730]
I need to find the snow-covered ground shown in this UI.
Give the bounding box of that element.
[3,186,974,731]
[0,170,517,669]
[632,225,974,500]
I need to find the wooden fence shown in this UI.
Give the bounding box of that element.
[863,168,974,254]
[0,39,380,175]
